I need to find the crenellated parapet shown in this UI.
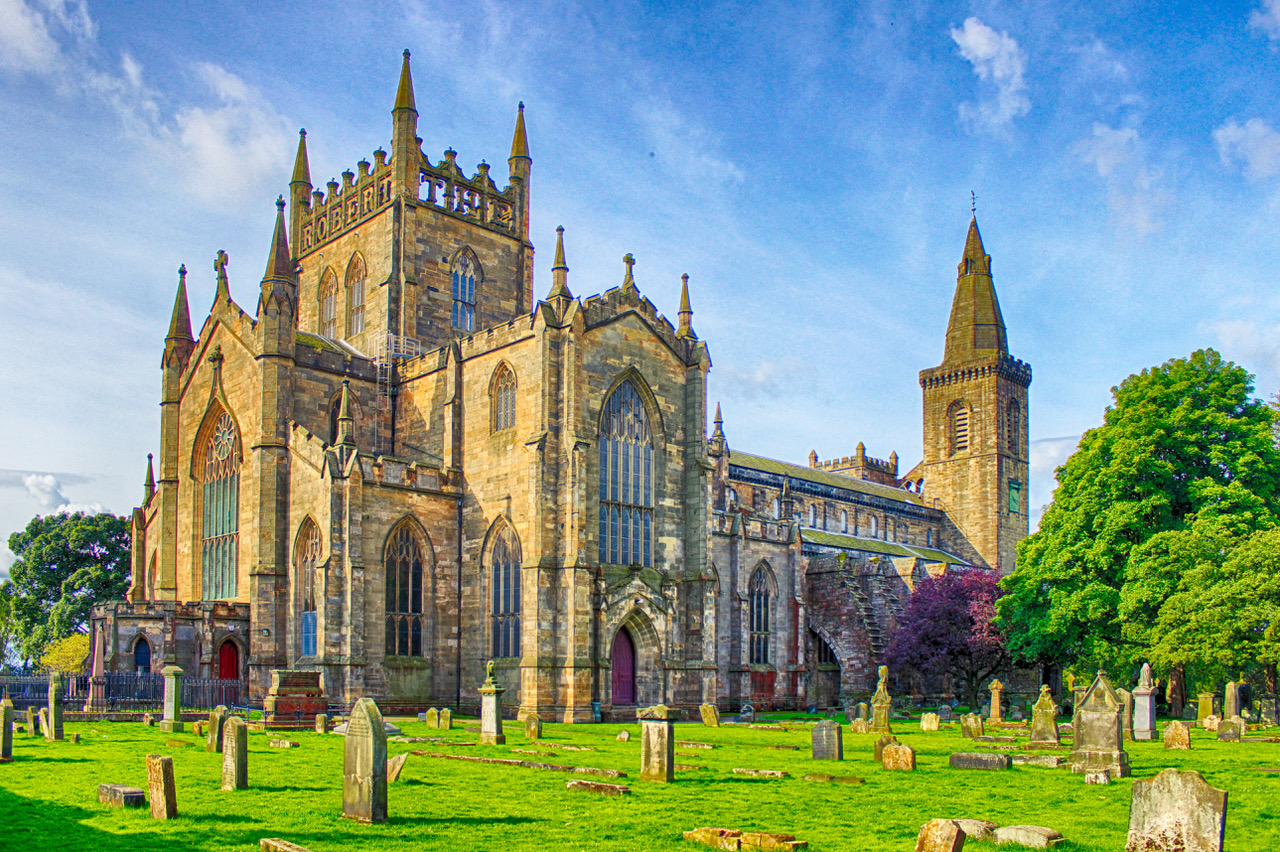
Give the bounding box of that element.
[295,149,395,257]
[918,353,1031,390]
[582,280,700,366]
[417,149,521,237]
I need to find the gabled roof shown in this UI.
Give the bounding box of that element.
[728,451,924,505]
[800,528,966,565]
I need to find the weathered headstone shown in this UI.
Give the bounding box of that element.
[1260,696,1278,726]
[1134,663,1158,741]
[949,752,1011,770]
[1197,692,1215,728]
[26,707,37,737]
[811,720,843,760]
[870,666,893,733]
[160,666,184,733]
[1163,720,1191,750]
[848,719,869,734]
[1117,687,1134,741]
[960,713,984,739]
[222,716,248,790]
[1069,670,1130,778]
[1028,685,1060,747]
[1223,681,1240,722]
[207,706,228,753]
[424,708,439,729]
[1086,771,1112,785]
[920,712,940,732]
[146,754,177,819]
[386,752,408,783]
[45,672,64,741]
[873,734,899,763]
[315,713,328,734]
[1216,719,1243,742]
[439,708,452,729]
[142,712,154,727]
[342,697,387,823]
[937,705,953,722]
[1125,768,1226,852]
[616,730,631,742]
[1202,714,1221,732]
[882,742,915,771]
[700,703,720,728]
[524,713,542,740]
[97,784,145,808]
[260,840,315,852]
[994,826,1063,848]
[987,679,1004,725]
[478,662,506,746]
[738,703,756,724]
[1182,704,1199,721]
[915,819,966,852]
[638,704,677,782]
[0,701,12,762]
[856,702,868,721]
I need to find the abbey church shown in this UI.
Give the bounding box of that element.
[89,52,1031,719]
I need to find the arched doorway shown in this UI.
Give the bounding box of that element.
[611,628,636,705]
[217,640,240,680]
[133,636,152,673]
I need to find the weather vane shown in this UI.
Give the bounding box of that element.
[971,190,976,216]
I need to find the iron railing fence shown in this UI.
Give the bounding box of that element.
[0,674,241,712]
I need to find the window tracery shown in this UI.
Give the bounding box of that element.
[598,380,654,566]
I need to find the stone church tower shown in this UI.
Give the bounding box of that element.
[919,217,1031,574]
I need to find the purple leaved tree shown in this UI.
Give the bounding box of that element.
[885,569,1009,711]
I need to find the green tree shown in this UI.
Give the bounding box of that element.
[5,512,130,664]
[997,349,1280,675]
[39,633,91,674]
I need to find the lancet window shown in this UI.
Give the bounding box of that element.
[949,401,970,455]
[385,524,425,657]
[748,567,771,665]
[296,519,322,658]
[490,529,521,658]
[346,254,366,336]
[491,364,516,432]
[320,270,339,338]
[598,380,654,567]
[200,411,241,600]
[452,252,477,332]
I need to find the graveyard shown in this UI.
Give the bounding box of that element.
[1,704,1277,851]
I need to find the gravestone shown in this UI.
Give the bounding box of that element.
[26,707,37,738]
[222,716,248,790]
[1164,720,1192,750]
[738,703,756,724]
[263,670,327,725]
[873,734,898,763]
[1117,687,1134,740]
[1216,719,1243,742]
[160,666,184,733]
[949,752,1011,770]
[848,719,869,734]
[1125,768,1226,852]
[937,705,953,722]
[207,706,228,753]
[1028,685,1060,747]
[960,713,984,739]
[146,754,177,819]
[916,819,966,852]
[524,713,542,740]
[920,712,940,732]
[45,672,64,741]
[478,662,506,746]
[1197,692,1215,728]
[97,784,145,808]
[700,703,720,728]
[856,702,868,721]
[811,720,842,760]
[386,752,408,783]
[142,713,154,727]
[342,697,387,823]
[616,730,631,742]
[1,701,12,762]
[1223,682,1240,721]
[1182,705,1199,721]
[439,708,452,729]
[315,713,328,734]
[1069,670,1130,777]
[870,666,893,733]
[1202,715,1221,732]
[881,742,915,771]
[424,708,439,729]
[843,705,857,724]
[1260,696,1278,726]
[1134,663,1158,741]
[987,679,1004,724]
[638,704,677,782]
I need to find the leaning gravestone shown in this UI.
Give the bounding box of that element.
[920,712,940,732]
[25,707,37,738]
[159,666,184,733]
[478,662,506,746]
[700,703,720,728]
[386,752,408,783]
[1117,687,1134,741]
[1028,685,1060,747]
[1070,670,1131,777]
[873,734,898,763]
[638,704,677,782]
[146,754,177,820]
[1134,663,1158,741]
[524,713,542,740]
[207,706,228,754]
[987,679,1004,725]
[1,700,12,762]
[960,713,984,739]
[1197,692,1215,728]
[222,716,248,790]
[1164,720,1191,750]
[881,742,915,771]
[1125,768,1226,852]
[342,697,387,823]
[870,666,893,734]
[811,720,843,760]
[46,672,64,741]
[916,819,966,852]
[424,708,439,729]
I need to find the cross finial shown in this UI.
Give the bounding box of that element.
[623,253,635,272]
[178,263,187,280]
[971,190,976,216]
[215,250,229,276]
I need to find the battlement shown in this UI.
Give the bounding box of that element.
[810,444,900,486]
[919,353,1032,390]
[583,282,693,364]
[416,148,521,236]
[296,148,395,256]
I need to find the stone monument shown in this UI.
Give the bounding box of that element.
[0,700,12,762]
[263,670,327,726]
[987,679,1004,725]
[1223,681,1239,721]
[637,704,678,782]
[1133,663,1158,741]
[160,665,184,733]
[222,716,248,790]
[700,703,720,727]
[46,672,64,741]
[1117,687,1134,740]
[811,720,843,760]
[146,754,177,819]
[1196,692,1215,728]
[1070,670,1130,778]
[207,705,228,753]
[1125,768,1226,852]
[479,661,506,746]
[524,712,542,740]
[870,665,893,734]
[1028,685,1060,747]
[342,697,388,823]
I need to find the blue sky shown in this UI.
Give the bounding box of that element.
[4,0,1280,575]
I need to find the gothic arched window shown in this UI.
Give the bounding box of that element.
[491,364,516,432]
[490,529,521,658]
[295,519,322,657]
[452,251,478,332]
[840,509,848,534]
[772,497,780,519]
[385,523,425,657]
[346,254,366,336]
[320,270,339,338]
[749,567,771,665]
[808,504,817,527]
[133,635,152,673]
[869,515,878,538]
[598,379,654,566]
[1006,399,1020,454]
[200,411,241,600]
[949,401,970,455]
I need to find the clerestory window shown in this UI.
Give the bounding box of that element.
[320,270,339,338]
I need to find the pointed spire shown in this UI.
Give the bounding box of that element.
[143,453,155,505]
[263,197,292,282]
[944,214,1007,363]
[214,250,230,303]
[394,49,416,113]
[622,253,636,289]
[676,273,695,340]
[291,129,311,186]
[548,225,572,300]
[510,101,530,160]
[337,379,356,448]
[167,264,193,343]
[712,402,724,437]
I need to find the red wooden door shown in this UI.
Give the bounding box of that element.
[218,641,239,680]
[611,629,635,704]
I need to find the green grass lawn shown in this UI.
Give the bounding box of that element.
[2,713,1277,851]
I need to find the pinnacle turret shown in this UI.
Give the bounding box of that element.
[143,453,155,505]
[263,197,293,283]
[336,379,356,449]
[394,49,416,113]
[943,215,1007,363]
[291,129,311,186]
[510,101,530,161]
[548,225,572,300]
[676,273,695,340]
[166,264,193,343]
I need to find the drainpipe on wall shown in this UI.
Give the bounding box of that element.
[455,498,463,711]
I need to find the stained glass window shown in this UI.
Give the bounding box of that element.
[749,568,771,665]
[201,411,240,600]
[490,530,521,658]
[452,253,476,331]
[347,254,366,336]
[598,380,653,566]
[385,524,425,656]
[296,520,322,657]
[491,365,516,432]
[320,271,338,338]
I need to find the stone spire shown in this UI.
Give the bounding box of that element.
[676,273,695,340]
[143,453,155,505]
[336,379,356,450]
[943,216,1007,363]
[510,101,530,161]
[166,264,193,344]
[548,225,572,300]
[289,130,312,259]
[394,49,417,113]
[291,129,311,186]
[709,402,726,457]
[263,197,293,282]
[257,198,296,323]
[391,50,419,198]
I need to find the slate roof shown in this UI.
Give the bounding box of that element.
[728,451,926,505]
[800,528,967,566]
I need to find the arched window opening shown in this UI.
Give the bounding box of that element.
[133,636,152,673]
[452,251,477,331]
[490,529,521,658]
[346,255,366,336]
[949,401,970,455]
[814,631,837,665]
[200,411,241,600]
[772,497,780,519]
[385,524,426,657]
[808,504,817,527]
[490,365,516,432]
[840,509,848,534]
[320,270,339,338]
[749,568,771,665]
[868,515,878,538]
[598,380,654,566]
[1006,399,1020,454]
[296,520,322,658]
[146,554,157,599]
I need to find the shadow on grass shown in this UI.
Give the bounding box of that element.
[393,814,542,827]
[25,756,92,763]
[252,785,329,793]
[183,813,261,824]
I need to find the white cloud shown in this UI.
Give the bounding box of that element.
[1202,318,1280,392]
[1074,123,1169,236]
[1075,124,1138,177]
[21,473,103,515]
[0,0,62,73]
[950,17,1030,135]
[715,358,812,401]
[633,97,744,189]
[1214,118,1280,180]
[1251,0,1280,40]
[1028,434,1081,529]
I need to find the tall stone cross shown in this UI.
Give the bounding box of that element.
[988,679,1004,724]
